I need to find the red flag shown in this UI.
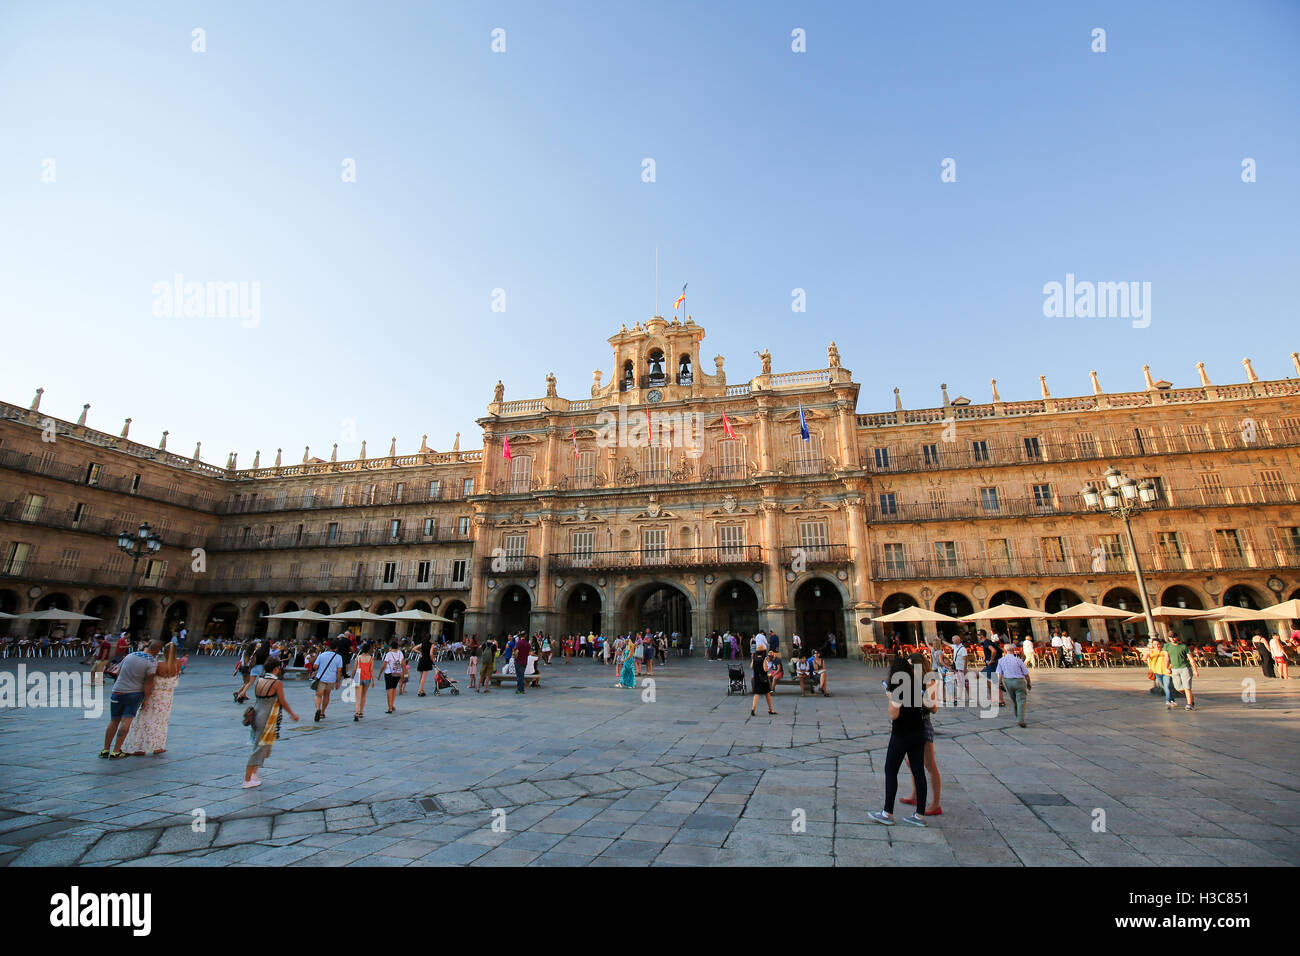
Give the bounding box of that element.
[647,411,653,446]
[502,435,512,461]
[570,424,579,458]
[722,412,736,440]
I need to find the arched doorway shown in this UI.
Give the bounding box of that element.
[1046,588,1086,640]
[409,601,434,641]
[565,585,602,636]
[879,592,920,646]
[1160,586,1210,642]
[934,591,974,641]
[129,598,156,639]
[443,600,466,641]
[619,582,692,639]
[1102,587,1142,642]
[498,586,531,636]
[1223,584,1263,609]
[794,578,844,655]
[713,579,758,636]
[84,596,117,637]
[373,600,397,642]
[311,601,332,641]
[0,590,17,636]
[985,589,1036,641]
[275,601,300,641]
[251,601,271,640]
[205,603,240,641]
[163,600,190,641]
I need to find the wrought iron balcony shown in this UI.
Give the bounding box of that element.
[549,545,764,572]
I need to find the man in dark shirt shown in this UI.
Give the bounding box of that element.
[514,634,531,694]
[979,630,1005,706]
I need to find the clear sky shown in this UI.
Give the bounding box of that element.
[2,1,1297,465]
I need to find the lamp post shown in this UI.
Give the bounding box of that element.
[1080,467,1159,643]
[111,522,163,638]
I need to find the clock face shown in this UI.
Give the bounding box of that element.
[647,389,663,404]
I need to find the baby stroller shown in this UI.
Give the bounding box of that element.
[726,662,746,695]
[432,667,459,696]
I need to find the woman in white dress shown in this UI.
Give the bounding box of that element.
[123,644,181,755]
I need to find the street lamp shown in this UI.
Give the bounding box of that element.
[111,522,163,638]
[1080,468,1159,643]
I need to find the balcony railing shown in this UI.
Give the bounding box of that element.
[0,447,218,513]
[862,420,1300,476]
[549,545,764,572]
[868,481,1300,524]
[778,544,852,566]
[481,555,541,576]
[206,527,474,552]
[220,483,472,516]
[869,547,1300,582]
[0,501,209,550]
[195,572,470,594]
[0,561,193,591]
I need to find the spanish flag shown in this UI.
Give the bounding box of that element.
[722,412,736,440]
[673,283,686,311]
[571,424,580,458]
[502,435,513,461]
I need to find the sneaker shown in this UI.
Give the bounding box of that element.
[868,810,895,826]
[1185,703,1195,710]
[902,813,927,827]
[241,776,262,789]
[1166,701,1175,709]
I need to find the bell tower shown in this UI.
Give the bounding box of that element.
[602,315,725,405]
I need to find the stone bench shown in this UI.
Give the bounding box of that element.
[488,672,541,688]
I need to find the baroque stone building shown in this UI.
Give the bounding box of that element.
[3,319,1299,655]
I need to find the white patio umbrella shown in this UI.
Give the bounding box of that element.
[380,609,454,623]
[1049,602,1133,620]
[869,606,962,624]
[261,609,331,621]
[16,609,101,621]
[323,609,389,639]
[962,603,1052,621]
[1259,599,1300,620]
[1194,606,1289,622]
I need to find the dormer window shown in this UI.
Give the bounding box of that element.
[647,349,666,386]
[677,354,693,385]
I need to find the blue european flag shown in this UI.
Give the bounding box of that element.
[798,403,809,441]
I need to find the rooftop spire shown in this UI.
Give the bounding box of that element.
[1039,375,1051,399]
[990,378,1001,402]
[30,387,43,411]
[894,387,903,411]
[1242,357,1258,383]
[1196,362,1211,387]
[1142,365,1157,390]
[1089,370,1101,395]
[76,403,89,426]
[120,418,131,438]
[159,430,168,450]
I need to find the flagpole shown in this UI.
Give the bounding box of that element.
[655,247,659,316]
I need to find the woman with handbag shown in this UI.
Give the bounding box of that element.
[380,641,404,713]
[243,657,299,789]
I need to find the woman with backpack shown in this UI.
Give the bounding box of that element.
[233,640,259,704]
[750,646,777,717]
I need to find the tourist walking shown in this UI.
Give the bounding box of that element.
[1162,633,1198,710]
[749,647,777,716]
[100,639,162,759]
[380,640,404,712]
[951,635,968,704]
[123,644,181,755]
[869,655,936,827]
[233,639,258,703]
[643,633,655,676]
[616,636,636,688]
[312,641,344,721]
[478,638,497,692]
[349,642,374,720]
[1270,633,1290,679]
[979,630,1005,705]
[416,633,434,696]
[996,644,1032,727]
[243,656,300,788]
[514,633,532,694]
[900,652,942,815]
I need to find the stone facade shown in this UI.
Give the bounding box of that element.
[3,323,1299,654]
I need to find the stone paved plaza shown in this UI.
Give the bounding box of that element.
[1,654,1298,867]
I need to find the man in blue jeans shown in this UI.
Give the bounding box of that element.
[101,639,161,758]
[514,634,531,694]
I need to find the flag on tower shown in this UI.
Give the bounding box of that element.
[673,283,686,311]
[722,412,736,440]
[571,424,580,458]
[798,403,810,442]
[502,435,513,461]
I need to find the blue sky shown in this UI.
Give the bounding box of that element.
[1,1,1297,463]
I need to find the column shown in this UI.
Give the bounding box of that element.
[536,515,554,628]
[835,398,858,468]
[756,408,773,473]
[761,499,785,618]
